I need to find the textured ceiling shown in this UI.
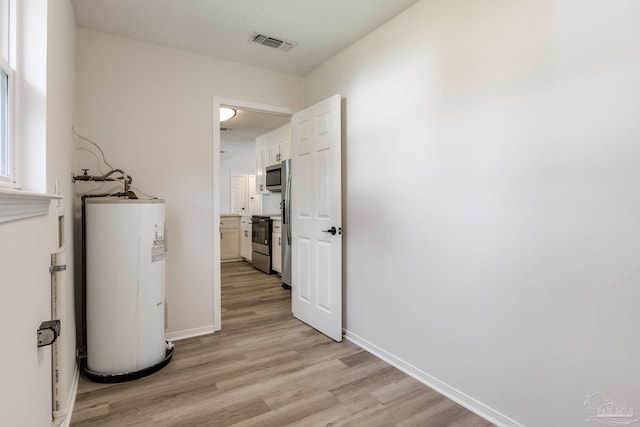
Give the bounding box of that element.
[71,0,421,76]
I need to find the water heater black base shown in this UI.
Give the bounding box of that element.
[83,343,174,384]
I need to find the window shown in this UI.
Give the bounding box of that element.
[0,67,8,181]
[0,0,12,184]
[0,0,59,223]
[0,0,8,62]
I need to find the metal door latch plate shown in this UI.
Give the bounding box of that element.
[37,320,60,347]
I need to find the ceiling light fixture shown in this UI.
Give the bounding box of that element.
[220,107,237,122]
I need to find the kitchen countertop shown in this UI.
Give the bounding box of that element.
[221,213,281,219]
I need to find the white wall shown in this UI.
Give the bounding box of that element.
[0,1,76,425]
[305,0,640,426]
[46,0,77,422]
[75,29,304,337]
[0,211,56,425]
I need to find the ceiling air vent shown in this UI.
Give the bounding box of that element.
[250,32,297,52]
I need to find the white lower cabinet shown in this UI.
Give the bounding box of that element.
[272,219,282,273]
[220,215,241,262]
[240,216,252,261]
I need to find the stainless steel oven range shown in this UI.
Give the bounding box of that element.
[251,215,272,274]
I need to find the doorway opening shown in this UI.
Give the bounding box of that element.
[212,97,293,332]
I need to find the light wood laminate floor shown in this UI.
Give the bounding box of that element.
[71,261,493,426]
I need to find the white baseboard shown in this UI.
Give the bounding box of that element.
[166,325,215,342]
[343,330,522,427]
[53,364,79,427]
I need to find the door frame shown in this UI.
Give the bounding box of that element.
[212,96,294,331]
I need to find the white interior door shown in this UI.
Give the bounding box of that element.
[231,174,248,215]
[291,94,342,342]
[247,175,261,215]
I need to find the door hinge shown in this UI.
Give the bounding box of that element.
[49,265,67,274]
[50,252,67,274]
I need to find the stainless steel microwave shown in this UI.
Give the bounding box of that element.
[265,163,283,192]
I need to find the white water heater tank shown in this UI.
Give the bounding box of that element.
[85,198,167,376]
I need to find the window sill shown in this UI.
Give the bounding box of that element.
[0,188,62,224]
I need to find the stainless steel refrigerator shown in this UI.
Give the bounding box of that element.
[281,159,292,289]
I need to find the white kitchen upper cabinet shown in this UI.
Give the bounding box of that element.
[269,144,281,166]
[279,139,291,162]
[255,147,269,194]
[268,137,291,166]
[257,123,292,169]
